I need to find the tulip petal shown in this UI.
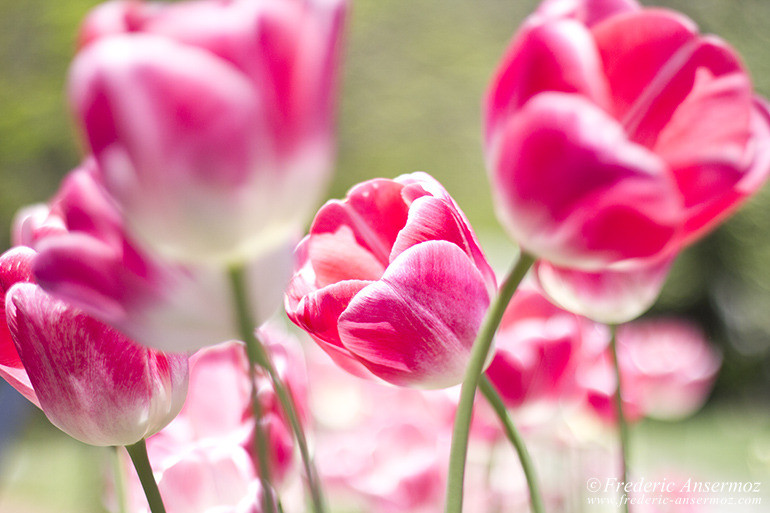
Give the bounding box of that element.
[0,247,35,369]
[491,92,681,269]
[485,18,610,145]
[593,10,746,148]
[310,179,410,266]
[534,257,674,324]
[536,0,640,27]
[7,283,188,446]
[290,279,373,379]
[679,97,770,243]
[338,241,490,389]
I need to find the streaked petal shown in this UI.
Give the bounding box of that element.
[338,241,490,389]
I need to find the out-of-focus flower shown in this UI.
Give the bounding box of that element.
[286,172,497,389]
[485,284,585,409]
[306,344,451,513]
[0,247,188,447]
[484,0,770,322]
[616,318,721,420]
[576,318,720,423]
[123,324,307,512]
[69,0,347,265]
[22,159,291,352]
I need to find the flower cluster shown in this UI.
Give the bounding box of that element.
[0,0,765,512]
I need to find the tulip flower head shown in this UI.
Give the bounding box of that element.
[286,172,497,389]
[575,318,720,423]
[484,0,770,322]
[20,159,291,353]
[69,0,347,265]
[0,247,188,446]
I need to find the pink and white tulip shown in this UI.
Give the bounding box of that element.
[69,0,347,265]
[485,284,585,409]
[576,318,720,423]
[484,0,770,322]
[135,325,305,502]
[0,247,188,446]
[286,172,497,389]
[22,159,291,352]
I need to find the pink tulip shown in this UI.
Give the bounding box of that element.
[286,172,497,389]
[124,442,264,513]
[69,0,347,264]
[140,325,306,496]
[484,0,770,322]
[22,159,291,352]
[306,345,450,513]
[0,247,188,446]
[485,284,585,408]
[616,318,721,420]
[576,318,719,423]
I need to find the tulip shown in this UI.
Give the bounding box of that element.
[484,0,770,322]
[0,247,188,447]
[286,172,497,389]
[485,285,585,409]
[22,159,292,352]
[575,318,720,423]
[306,345,450,513]
[124,325,306,512]
[69,0,347,265]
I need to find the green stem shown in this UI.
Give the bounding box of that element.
[112,446,128,513]
[228,265,279,513]
[479,377,545,513]
[125,440,166,513]
[609,324,631,513]
[228,265,327,513]
[444,251,535,513]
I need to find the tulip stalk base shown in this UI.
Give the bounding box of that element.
[610,325,631,513]
[479,377,545,513]
[125,439,166,513]
[228,265,327,513]
[445,251,535,513]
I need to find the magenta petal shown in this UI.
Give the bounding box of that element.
[491,92,681,269]
[485,18,609,145]
[0,247,35,369]
[310,179,410,265]
[290,280,372,368]
[7,283,188,446]
[390,197,476,263]
[680,97,770,244]
[536,0,640,27]
[534,257,674,323]
[338,241,491,389]
[34,233,129,323]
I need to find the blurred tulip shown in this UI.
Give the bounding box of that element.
[485,284,585,409]
[134,324,306,507]
[576,318,720,423]
[286,172,497,389]
[484,0,770,322]
[306,344,450,513]
[22,159,292,352]
[69,0,347,265]
[0,247,188,447]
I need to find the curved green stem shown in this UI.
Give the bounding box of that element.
[125,440,166,513]
[479,377,545,513]
[609,324,631,513]
[228,265,327,513]
[444,251,535,513]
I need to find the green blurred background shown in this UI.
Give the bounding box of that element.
[1,0,769,511]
